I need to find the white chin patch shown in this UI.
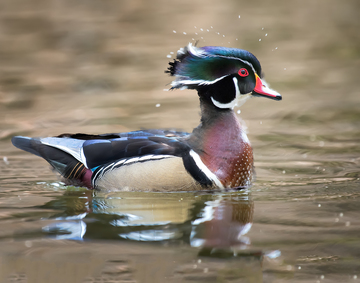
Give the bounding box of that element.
[236,93,252,107]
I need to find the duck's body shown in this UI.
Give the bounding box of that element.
[12,44,281,191]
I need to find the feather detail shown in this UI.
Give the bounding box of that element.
[166,43,263,90]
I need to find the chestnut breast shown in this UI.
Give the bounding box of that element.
[200,116,254,188]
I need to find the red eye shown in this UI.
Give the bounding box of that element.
[238,68,249,77]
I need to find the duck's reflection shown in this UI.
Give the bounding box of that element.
[42,189,254,249]
[190,194,253,248]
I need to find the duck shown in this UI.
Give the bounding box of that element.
[12,43,281,192]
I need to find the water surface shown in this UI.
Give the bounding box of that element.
[0,0,360,282]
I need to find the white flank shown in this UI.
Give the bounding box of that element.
[189,150,224,189]
[102,162,114,172]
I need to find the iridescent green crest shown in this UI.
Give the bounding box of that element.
[166,43,262,89]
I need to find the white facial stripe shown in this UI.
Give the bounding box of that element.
[210,77,240,109]
[233,77,240,97]
[189,150,224,189]
[171,74,229,88]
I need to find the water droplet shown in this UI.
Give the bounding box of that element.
[173,30,177,33]
[210,26,213,28]
[237,110,241,114]
[298,266,301,270]
[339,213,344,217]
[3,156,9,165]
[354,275,357,279]
[238,15,241,18]
[259,39,262,41]
[166,55,171,58]
[200,28,203,31]
[25,241,32,248]
[195,32,198,35]
[345,221,351,226]
[265,33,268,36]
[236,38,238,40]
[284,68,287,70]
[282,170,286,174]
[170,52,174,54]
[321,275,325,279]
[223,35,225,37]
[155,103,161,107]
[207,29,209,32]
[183,32,187,35]
[275,47,278,49]
[194,26,197,28]
[260,121,262,124]
[319,141,325,147]
[318,204,321,207]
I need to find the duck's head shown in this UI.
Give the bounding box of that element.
[166,43,281,109]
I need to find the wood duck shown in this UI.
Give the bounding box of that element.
[12,43,281,192]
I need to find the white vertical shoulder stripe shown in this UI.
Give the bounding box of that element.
[189,150,225,189]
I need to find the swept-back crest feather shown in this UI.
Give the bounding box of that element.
[166,43,263,89]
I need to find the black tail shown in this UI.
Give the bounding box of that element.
[12,136,86,180]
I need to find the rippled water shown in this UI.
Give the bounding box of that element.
[1,0,360,282]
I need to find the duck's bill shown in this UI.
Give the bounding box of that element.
[252,74,282,100]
